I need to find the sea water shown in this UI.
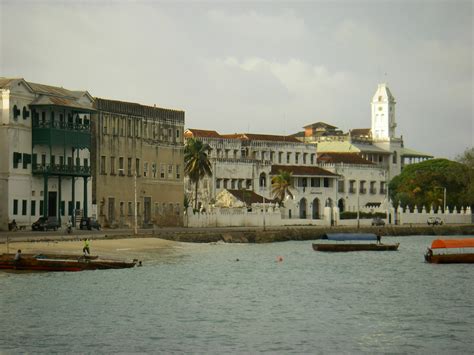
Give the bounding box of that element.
[1,235,473,353]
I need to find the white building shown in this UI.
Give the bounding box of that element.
[184,129,339,221]
[0,78,94,230]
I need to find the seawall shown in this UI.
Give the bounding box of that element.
[155,225,474,243]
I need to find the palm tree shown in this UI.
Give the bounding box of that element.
[184,138,212,210]
[271,170,294,204]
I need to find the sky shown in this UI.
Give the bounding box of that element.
[1,0,472,159]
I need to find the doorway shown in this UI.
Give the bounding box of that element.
[48,191,57,217]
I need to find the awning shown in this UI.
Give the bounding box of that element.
[431,239,474,249]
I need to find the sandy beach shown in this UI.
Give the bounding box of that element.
[0,237,180,261]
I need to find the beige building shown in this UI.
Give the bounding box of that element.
[91,98,185,228]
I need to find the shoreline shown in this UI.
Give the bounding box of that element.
[1,225,473,245]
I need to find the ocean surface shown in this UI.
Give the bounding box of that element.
[1,235,473,354]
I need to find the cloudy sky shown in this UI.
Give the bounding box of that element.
[1,0,472,158]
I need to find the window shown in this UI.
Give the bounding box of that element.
[22,153,31,169]
[13,199,18,215]
[110,157,115,175]
[176,165,180,179]
[40,200,44,215]
[22,200,27,215]
[246,179,252,189]
[68,201,73,216]
[118,157,124,175]
[144,162,148,177]
[128,158,132,176]
[323,178,330,188]
[168,164,173,178]
[216,179,221,188]
[295,153,299,164]
[349,180,356,193]
[303,153,307,164]
[31,200,36,216]
[311,178,320,187]
[60,201,65,216]
[101,156,106,174]
[338,180,344,193]
[59,156,64,166]
[120,202,124,216]
[128,202,133,215]
[152,163,157,178]
[359,181,366,194]
[136,158,140,176]
[286,152,291,164]
[13,152,22,168]
[310,154,315,165]
[160,164,165,178]
[67,156,72,167]
[84,158,88,168]
[137,202,141,216]
[392,151,397,164]
[168,128,172,141]
[278,152,283,164]
[176,129,180,138]
[231,179,236,189]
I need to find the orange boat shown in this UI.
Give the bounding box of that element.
[425,239,474,264]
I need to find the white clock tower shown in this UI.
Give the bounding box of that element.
[371,83,396,140]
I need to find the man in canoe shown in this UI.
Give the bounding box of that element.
[83,238,90,255]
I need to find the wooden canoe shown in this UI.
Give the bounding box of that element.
[0,254,136,272]
[312,243,400,252]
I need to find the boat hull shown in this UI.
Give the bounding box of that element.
[0,254,136,272]
[312,243,399,252]
[425,253,474,264]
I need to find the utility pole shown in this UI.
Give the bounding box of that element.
[134,172,138,236]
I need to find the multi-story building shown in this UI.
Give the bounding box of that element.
[91,98,185,228]
[296,83,433,180]
[317,152,388,213]
[0,78,94,230]
[184,129,338,220]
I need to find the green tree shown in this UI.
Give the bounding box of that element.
[456,147,474,208]
[389,158,473,211]
[184,138,212,210]
[271,170,294,204]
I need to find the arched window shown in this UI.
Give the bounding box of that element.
[259,173,266,188]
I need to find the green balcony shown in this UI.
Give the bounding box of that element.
[32,164,91,177]
[32,120,91,149]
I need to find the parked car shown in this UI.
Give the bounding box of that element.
[371,217,386,226]
[80,217,101,231]
[32,217,60,231]
[427,217,444,226]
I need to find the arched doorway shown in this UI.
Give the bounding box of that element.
[299,198,307,219]
[338,198,345,213]
[312,198,320,219]
[259,172,266,188]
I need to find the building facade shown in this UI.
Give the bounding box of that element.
[297,83,433,181]
[184,129,338,221]
[0,78,94,230]
[91,98,185,228]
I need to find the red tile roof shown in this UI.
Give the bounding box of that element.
[226,189,276,204]
[222,133,301,143]
[317,152,374,165]
[185,129,222,138]
[270,165,338,177]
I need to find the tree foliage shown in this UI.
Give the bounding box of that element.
[184,138,212,209]
[388,158,473,210]
[271,170,294,204]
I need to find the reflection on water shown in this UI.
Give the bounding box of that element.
[1,235,473,353]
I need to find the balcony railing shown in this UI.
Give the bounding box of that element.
[33,120,91,132]
[32,164,91,177]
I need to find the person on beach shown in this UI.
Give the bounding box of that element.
[83,238,90,255]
